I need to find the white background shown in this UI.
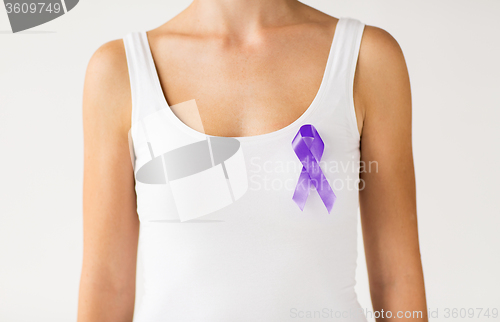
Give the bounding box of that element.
[1,0,499,321]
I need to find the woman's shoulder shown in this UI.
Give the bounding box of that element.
[86,38,128,81]
[355,21,411,135]
[83,38,131,132]
[357,21,409,94]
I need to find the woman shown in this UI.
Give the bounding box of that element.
[78,0,427,321]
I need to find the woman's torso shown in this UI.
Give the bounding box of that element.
[124,15,367,322]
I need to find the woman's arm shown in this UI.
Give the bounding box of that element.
[355,26,428,320]
[78,40,139,322]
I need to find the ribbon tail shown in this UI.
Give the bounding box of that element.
[292,167,310,211]
[308,164,336,214]
[317,178,336,213]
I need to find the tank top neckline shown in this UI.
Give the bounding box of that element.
[140,17,345,144]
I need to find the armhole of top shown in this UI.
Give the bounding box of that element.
[346,19,365,141]
[122,33,139,170]
[127,128,136,171]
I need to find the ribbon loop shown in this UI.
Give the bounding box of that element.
[291,124,336,213]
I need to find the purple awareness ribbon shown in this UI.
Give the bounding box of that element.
[292,124,336,213]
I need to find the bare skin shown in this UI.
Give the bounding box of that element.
[78,0,427,321]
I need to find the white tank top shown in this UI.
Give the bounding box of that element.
[124,16,367,322]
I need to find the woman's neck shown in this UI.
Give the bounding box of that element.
[184,0,302,37]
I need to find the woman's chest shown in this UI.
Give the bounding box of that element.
[148,37,332,137]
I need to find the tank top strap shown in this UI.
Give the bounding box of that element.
[123,31,163,128]
[325,17,366,140]
[123,31,169,171]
